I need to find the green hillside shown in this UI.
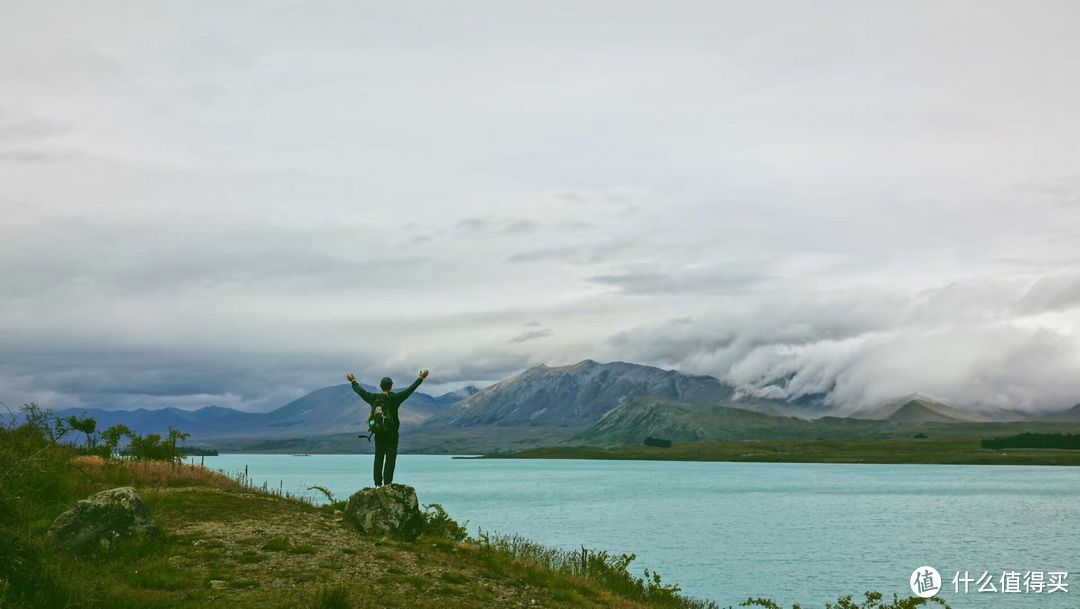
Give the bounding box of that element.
[490,437,1080,466]
[571,397,1080,450]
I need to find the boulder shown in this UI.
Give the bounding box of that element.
[343,483,423,540]
[48,486,158,552]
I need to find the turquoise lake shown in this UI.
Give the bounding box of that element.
[199,454,1078,609]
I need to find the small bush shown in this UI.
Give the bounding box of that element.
[742,591,951,609]
[440,571,469,584]
[312,584,353,609]
[474,530,717,609]
[128,558,199,590]
[420,503,469,542]
[238,550,264,564]
[308,485,348,513]
[261,537,291,552]
[0,531,70,608]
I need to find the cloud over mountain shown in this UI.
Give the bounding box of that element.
[2,1,1080,414]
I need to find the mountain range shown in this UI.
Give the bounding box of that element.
[52,360,1080,452]
[56,382,477,440]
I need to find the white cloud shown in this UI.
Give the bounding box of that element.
[2,1,1079,413]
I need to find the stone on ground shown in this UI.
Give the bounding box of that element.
[48,486,158,552]
[343,483,423,540]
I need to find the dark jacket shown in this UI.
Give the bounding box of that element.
[351,377,424,433]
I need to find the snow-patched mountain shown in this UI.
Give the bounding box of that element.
[436,386,481,402]
[423,359,803,429]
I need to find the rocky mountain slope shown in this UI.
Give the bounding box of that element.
[424,359,804,429]
[575,398,882,445]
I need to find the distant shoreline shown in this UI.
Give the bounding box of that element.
[476,438,1080,466]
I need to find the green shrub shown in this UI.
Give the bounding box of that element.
[261,537,291,552]
[312,584,353,609]
[742,591,951,609]
[420,503,469,542]
[0,531,70,608]
[474,530,716,609]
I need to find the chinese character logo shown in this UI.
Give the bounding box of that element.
[911,566,942,598]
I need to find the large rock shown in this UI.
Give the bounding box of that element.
[343,484,423,540]
[48,487,158,552]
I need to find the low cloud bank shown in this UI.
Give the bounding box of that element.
[606,274,1080,414]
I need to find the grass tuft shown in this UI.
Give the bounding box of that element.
[312,584,353,609]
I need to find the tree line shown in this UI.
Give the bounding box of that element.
[17,402,202,461]
[981,433,1080,450]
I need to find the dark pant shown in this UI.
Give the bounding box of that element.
[373,430,399,487]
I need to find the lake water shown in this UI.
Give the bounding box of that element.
[199,454,1079,609]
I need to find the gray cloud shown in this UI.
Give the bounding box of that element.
[1016,273,1080,314]
[1017,174,1080,208]
[454,217,542,237]
[0,109,71,141]
[0,108,76,164]
[588,268,768,296]
[2,1,1080,414]
[508,329,553,344]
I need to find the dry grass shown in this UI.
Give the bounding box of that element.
[70,455,246,491]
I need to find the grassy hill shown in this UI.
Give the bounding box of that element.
[571,397,1080,448]
[210,426,578,455]
[1,413,720,609]
[487,437,1080,466]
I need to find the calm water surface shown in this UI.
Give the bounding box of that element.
[199,454,1079,609]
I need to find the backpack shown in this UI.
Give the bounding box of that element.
[369,401,386,436]
[369,393,395,436]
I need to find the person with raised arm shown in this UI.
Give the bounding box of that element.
[346,369,429,487]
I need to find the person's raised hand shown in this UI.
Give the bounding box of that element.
[346,373,356,383]
[419,369,429,380]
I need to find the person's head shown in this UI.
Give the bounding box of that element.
[380,377,393,393]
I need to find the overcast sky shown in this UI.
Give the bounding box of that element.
[3,1,1080,415]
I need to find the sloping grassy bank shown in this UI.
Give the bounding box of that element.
[2,410,948,609]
